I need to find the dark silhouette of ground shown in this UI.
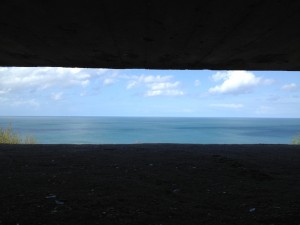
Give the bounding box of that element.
[0,144,299,224]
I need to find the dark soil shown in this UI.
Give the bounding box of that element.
[0,144,300,225]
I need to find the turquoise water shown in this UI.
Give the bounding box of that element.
[0,117,299,144]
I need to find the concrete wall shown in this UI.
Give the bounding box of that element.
[1,1,300,70]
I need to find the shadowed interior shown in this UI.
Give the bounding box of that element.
[1,0,300,70]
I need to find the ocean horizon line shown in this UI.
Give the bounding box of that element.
[1,115,300,119]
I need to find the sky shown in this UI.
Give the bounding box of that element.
[0,67,299,118]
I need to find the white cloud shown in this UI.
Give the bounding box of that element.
[126,80,138,89]
[0,67,113,108]
[146,81,184,97]
[281,83,298,91]
[100,71,120,86]
[194,80,201,87]
[103,78,115,86]
[51,92,63,101]
[0,67,110,97]
[146,89,184,97]
[150,81,180,90]
[141,75,172,83]
[0,88,11,95]
[210,103,244,109]
[126,75,173,89]
[209,70,271,95]
[211,72,229,82]
[126,75,184,97]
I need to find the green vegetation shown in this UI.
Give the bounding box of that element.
[292,134,300,145]
[0,125,37,144]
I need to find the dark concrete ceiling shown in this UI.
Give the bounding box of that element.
[0,0,300,70]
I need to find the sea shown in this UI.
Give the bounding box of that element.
[0,116,299,144]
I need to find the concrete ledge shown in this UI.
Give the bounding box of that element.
[1,144,300,224]
[1,1,300,70]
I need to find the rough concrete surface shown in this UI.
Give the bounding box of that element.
[0,1,300,70]
[0,144,300,225]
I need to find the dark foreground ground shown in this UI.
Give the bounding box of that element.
[0,144,300,225]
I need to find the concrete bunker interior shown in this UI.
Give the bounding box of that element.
[1,1,300,70]
[1,1,300,225]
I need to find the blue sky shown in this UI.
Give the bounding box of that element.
[0,67,299,118]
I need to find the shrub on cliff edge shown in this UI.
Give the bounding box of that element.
[292,134,300,145]
[0,125,37,144]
